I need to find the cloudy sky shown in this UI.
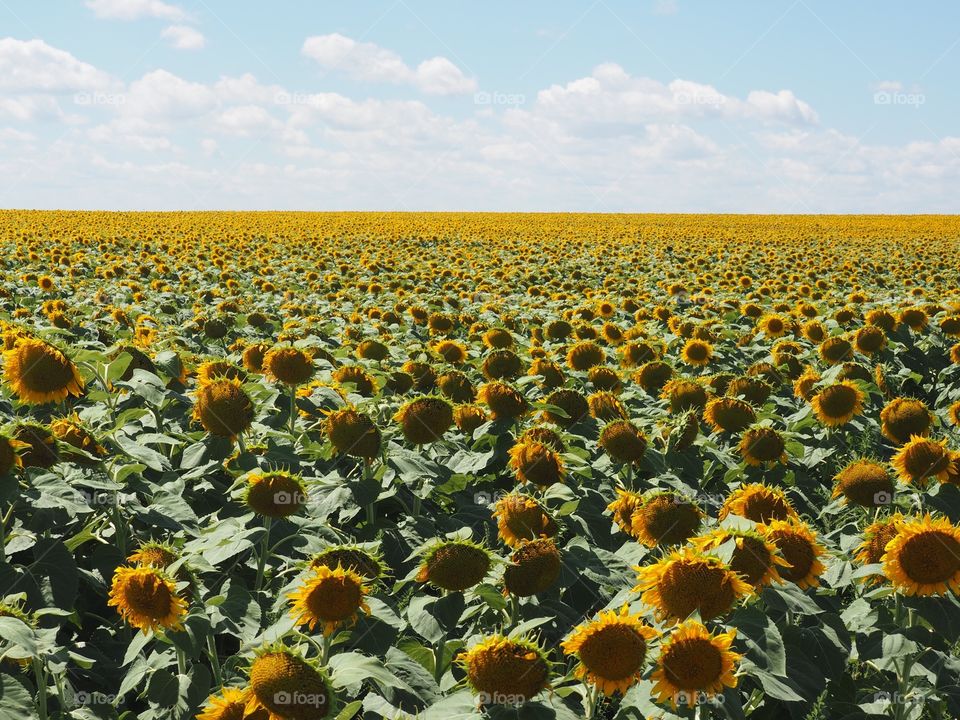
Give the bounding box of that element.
[1,1,958,211]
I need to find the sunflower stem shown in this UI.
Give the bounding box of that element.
[176,647,187,676]
[33,658,48,720]
[433,636,446,685]
[320,633,331,665]
[288,387,298,436]
[255,517,272,592]
[236,433,247,456]
[206,634,222,686]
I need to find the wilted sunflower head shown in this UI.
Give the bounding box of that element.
[13,423,59,469]
[758,519,826,590]
[325,407,381,459]
[192,378,254,440]
[196,360,247,386]
[704,397,756,434]
[719,483,798,524]
[241,343,270,373]
[477,382,528,421]
[482,349,523,380]
[503,537,561,597]
[436,370,475,403]
[880,397,933,445]
[633,547,752,622]
[416,539,491,591]
[310,545,384,582]
[891,436,955,487]
[263,346,315,386]
[566,340,605,371]
[542,388,588,427]
[832,458,895,507]
[561,604,658,696]
[247,647,335,720]
[49,415,105,464]
[661,379,707,414]
[0,434,28,475]
[725,376,771,405]
[3,338,84,405]
[453,404,488,434]
[882,514,960,596]
[508,439,565,488]
[598,419,647,464]
[107,565,186,634]
[810,380,865,427]
[650,621,741,709]
[288,564,370,635]
[393,396,454,444]
[587,390,628,422]
[461,635,550,705]
[244,471,307,518]
[331,365,379,396]
[631,492,703,548]
[493,493,558,547]
[854,325,887,355]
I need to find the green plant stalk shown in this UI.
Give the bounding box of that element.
[33,658,48,720]
[584,682,599,720]
[254,517,273,592]
[288,387,298,436]
[433,635,446,686]
[206,634,222,686]
[177,647,187,676]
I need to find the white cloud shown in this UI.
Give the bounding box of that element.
[746,90,819,125]
[0,95,63,122]
[123,69,217,119]
[0,38,115,91]
[301,33,476,95]
[653,0,679,15]
[162,25,205,50]
[86,0,187,21]
[214,104,282,136]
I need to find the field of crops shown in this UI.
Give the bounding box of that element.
[2,211,960,720]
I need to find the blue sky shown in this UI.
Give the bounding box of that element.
[1,1,958,211]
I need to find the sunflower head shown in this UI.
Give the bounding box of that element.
[436,370,475,403]
[127,541,179,570]
[542,388,588,427]
[738,426,787,466]
[704,397,756,433]
[310,545,385,582]
[651,621,741,709]
[832,458,895,507]
[587,390,628,422]
[718,483,798,524]
[197,687,268,720]
[503,538,561,597]
[508,439,565,488]
[331,365,379,396]
[13,423,59,469]
[598,419,647,464]
[453,404,488,434]
[855,513,905,581]
[192,377,254,440]
[631,492,703,548]
[49,415,105,464]
[633,547,752,622]
[810,380,865,427]
[882,514,960,596]
[196,360,247,387]
[241,343,270,373]
[561,604,658,696]
[393,396,454,444]
[461,635,550,705]
[263,346,315,386]
[880,397,933,445]
[416,539,492,591]
[819,336,853,365]
[758,520,826,590]
[891,436,955,487]
[3,338,84,404]
[493,493,557,547]
[325,407,381,459]
[247,647,335,720]
[107,565,187,634]
[0,434,28,475]
[477,382,528,421]
[566,341,605,371]
[244,471,307,518]
[288,564,370,635]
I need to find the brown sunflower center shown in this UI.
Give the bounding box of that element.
[898,531,960,585]
[578,624,647,681]
[468,642,549,703]
[662,637,723,691]
[817,384,858,418]
[303,576,363,622]
[635,499,701,546]
[659,560,736,621]
[770,532,814,582]
[123,574,174,619]
[730,536,773,585]
[17,345,75,393]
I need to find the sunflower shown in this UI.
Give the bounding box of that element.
[325,407,381,459]
[562,605,658,696]
[107,566,187,634]
[810,380,865,427]
[461,635,550,705]
[757,314,788,338]
[13,423,59,468]
[0,434,29,475]
[738,427,787,466]
[853,325,887,355]
[587,390,628,421]
[493,493,557,547]
[832,459,895,507]
[631,492,703,548]
[394,396,454,444]
[651,621,741,709]
[880,397,933,445]
[882,514,960,596]
[949,400,960,428]
[598,419,647,464]
[567,341,605,371]
[416,540,491,591]
[793,366,820,401]
[680,338,713,367]
[263,346,315,386]
[246,648,335,720]
[127,541,179,569]
[192,377,254,440]
[503,538,561,597]
[718,483,798,524]
[242,343,270,373]
[508,439,565,488]
[244,471,307,518]
[288,565,370,635]
[196,360,247,386]
[758,520,826,590]
[436,370,475,403]
[3,338,84,404]
[633,548,752,622]
[310,545,384,582]
[542,388,588,426]
[197,687,268,720]
[703,397,755,433]
[692,529,788,589]
[855,513,905,581]
[453,404,488,434]
[477,381,528,421]
[818,336,853,365]
[891,436,955,487]
[49,415,105,464]
[633,360,674,394]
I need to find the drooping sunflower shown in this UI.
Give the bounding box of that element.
[0,433,29,475]
[416,539,491,591]
[244,471,307,518]
[107,566,187,634]
[651,621,741,709]
[393,396,454,444]
[246,647,335,720]
[331,365,379,396]
[453,404,488,434]
[738,426,788,466]
[598,419,648,464]
[195,360,247,386]
[855,513,905,582]
[703,396,755,433]
[718,483,798,524]
[3,338,84,404]
[758,520,826,590]
[587,390,628,422]
[832,459,895,507]
[324,407,381,459]
[542,388,588,426]
[508,439,565,488]
[288,565,370,635]
[692,529,788,589]
[263,346,315,386]
[13,423,59,468]
[566,341,605,371]
[562,604,658,696]
[631,492,703,548]
[49,415,106,464]
[633,548,752,622]
[661,378,707,414]
[310,545,385,582]
[477,381,528,421]
[192,377,254,440]
[880,397,933,445]
[241,343,270,373]
[891,435,956,487]
[810,380,865,427]
[493,493,557,547]
[461,635,550,705]
[503,537,561,597]
[197,687,268,720]
[882,514,960,596]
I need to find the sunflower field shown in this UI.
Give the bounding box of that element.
[2,211,960,720]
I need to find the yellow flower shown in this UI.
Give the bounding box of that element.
[810,380,865,427]
[461,635,550,705]
[891,435,955,487]
[758,519,826,590]
[288,565,370,635]
[197,687,268,720]
[246,648,335,720]
[650,621,741,709]
[3,338,84,404]
[882,514,960,596]
[718,483,798,524]
[691,528,789,589]
[107,566,186,634]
